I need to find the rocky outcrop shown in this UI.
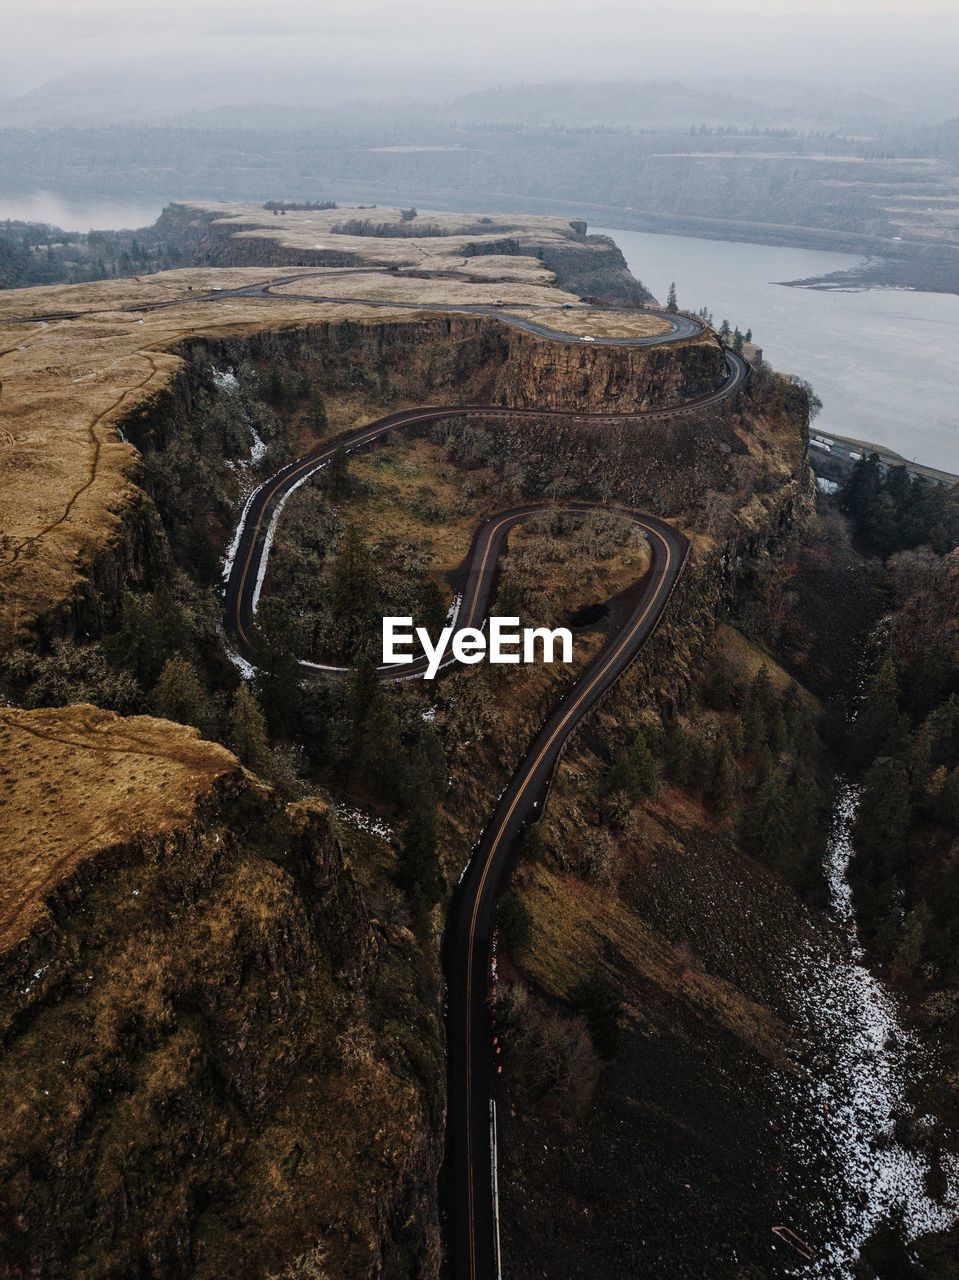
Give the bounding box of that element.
[155,204,365,270]
[155,204,652,303]
[192,315,723,416]
[0,706,443,1280]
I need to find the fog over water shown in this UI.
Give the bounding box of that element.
[600,227,959,473]
[0,192,162,233]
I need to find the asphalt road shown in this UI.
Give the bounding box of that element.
[217,303,747,1277]
[211,272,705,348]
[223,349,747,670]
[443,507,688,1280]
[7,269,704,348]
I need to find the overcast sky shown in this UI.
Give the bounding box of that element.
[2,1,958,108]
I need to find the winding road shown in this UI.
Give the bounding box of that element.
[216,289,748,1278]
[6,270,702,348]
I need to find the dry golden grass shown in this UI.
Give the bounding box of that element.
[0,705,238,954]
[504,515,652,599]
[182,201,600,274]
[0,308,512,642]
[0,267,303,323]
[332,437,481,581]
[713,623,821,711]
[0,204,630,642]
[268,268,574,308]
[507,308,672,338]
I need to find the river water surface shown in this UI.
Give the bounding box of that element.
[597,227,959,474]
[0,191,162,233]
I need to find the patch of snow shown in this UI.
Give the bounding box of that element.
[248,427,266,465]
[816,476,840,495]
[211,366,240,394]
[251,460,328,614]
[782,783,959,1276]
[221,479,267,586]
[421,705,438,723]
[334,805,394,842]
[223,638,255,680]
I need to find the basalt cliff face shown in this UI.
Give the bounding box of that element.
[184,316,724,419]
[14,312,725,647]
[0,706,443,1280]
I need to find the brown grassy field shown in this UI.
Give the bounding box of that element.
[0,705,237,954]
[506,307,672,338]
[179,201,602,273]
[268,269,574,308]
[0,206,655,644]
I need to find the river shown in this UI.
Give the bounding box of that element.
[3,192,957,472]
[0,191,162,233]
[597,227,959,475]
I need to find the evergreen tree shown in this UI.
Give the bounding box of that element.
[709,733,742,814]
[740,774,791,865]
[265,367,289,406]
[349,651,379,745]
[330,526,380,659]
[889,902,930,983]
[604,731,658,804]
[666,282,679,313]
[227,683,271,773]
[415,579,449,637]
[150,656,212,732]
[250,598,303,733]
[664,722,692,784]
[743,666,773,754]
[325,445,350,500]
[687,734,713,794]
[851,658,907,771]
[768,699,790,755]
[569,971,621,1059]
[855,756,912,871]
[397,804,441,927]
[359,687,406,802]
[311,390,328,433]
[934,766,959,830]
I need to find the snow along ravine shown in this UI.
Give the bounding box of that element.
[783,782,959,1275]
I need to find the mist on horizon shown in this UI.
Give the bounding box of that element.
[1,1,958,129]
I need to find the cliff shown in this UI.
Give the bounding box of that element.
[0,207,691,650]
[0,705,443,1280]
[0,203,814,1279]
[155,202,651,304]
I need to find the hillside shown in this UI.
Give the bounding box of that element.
[5,200,927,1278]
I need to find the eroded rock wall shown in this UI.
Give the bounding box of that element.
[0,707,443,1280]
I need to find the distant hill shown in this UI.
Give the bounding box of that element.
[446,78,903,133]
